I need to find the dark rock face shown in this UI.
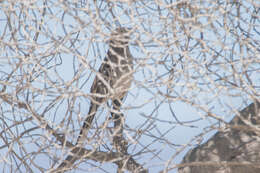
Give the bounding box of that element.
[179,101,260,173]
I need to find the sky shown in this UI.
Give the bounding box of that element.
[0,0,259,173]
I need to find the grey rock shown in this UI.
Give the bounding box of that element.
[179,101,260,173]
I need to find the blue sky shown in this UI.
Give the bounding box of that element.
[0,0,259,172]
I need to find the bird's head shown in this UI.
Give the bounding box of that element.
[109,27,132,47]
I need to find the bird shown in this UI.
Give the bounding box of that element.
[77,27,134,145]
[55,28,134,173]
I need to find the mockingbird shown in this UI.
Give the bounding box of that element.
[77,27,134,145]
[55,28,134,172]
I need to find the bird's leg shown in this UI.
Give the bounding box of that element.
[111,98,127,153]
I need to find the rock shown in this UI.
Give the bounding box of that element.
[179,101,260,173]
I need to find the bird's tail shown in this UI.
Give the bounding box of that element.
[76,102,99,145]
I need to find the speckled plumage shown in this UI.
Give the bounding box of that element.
[77,28,133,144]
